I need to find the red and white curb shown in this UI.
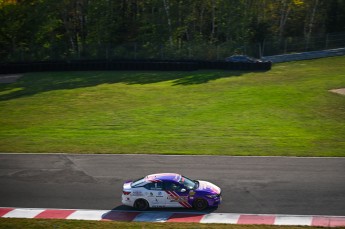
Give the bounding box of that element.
[1,207,345,227]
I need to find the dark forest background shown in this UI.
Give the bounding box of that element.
[1,0,345,62]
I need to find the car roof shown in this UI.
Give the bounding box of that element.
[145,173,181,183]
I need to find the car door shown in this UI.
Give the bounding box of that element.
[143,182,167,208]
[163,181,192,208]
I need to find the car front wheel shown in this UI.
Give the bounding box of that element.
[193,198,208,211]
[134,199,149,211]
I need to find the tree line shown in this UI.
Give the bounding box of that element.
[0,0,344,62]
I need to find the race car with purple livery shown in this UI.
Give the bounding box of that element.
[121,173,221,211]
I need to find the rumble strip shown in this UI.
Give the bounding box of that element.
[1,207,345,227]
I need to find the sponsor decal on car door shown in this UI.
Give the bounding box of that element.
[145,182,167,208]
[164,181,192,208]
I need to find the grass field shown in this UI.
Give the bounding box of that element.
[0,56,344,156]
[0,218,333,229]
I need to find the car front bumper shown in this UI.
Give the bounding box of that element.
[206,195,222,207]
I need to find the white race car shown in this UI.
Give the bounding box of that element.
[121,173,221,211]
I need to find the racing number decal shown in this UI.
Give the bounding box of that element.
[166,191,192,208]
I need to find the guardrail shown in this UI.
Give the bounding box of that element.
[262,47,345,63]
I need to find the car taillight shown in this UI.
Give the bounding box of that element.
[123,191,131,195]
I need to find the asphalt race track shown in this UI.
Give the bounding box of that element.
[0,154,344,216]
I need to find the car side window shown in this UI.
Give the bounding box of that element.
[144,182,163,190]
[164,181,183,192]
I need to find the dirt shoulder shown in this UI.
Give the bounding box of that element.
[330,88,345,95]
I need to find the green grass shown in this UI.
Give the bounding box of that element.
[0,56,344,156]
[0,218,337,229]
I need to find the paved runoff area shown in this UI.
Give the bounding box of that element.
[1,207,345,226]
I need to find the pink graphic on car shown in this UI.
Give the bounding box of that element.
[196,181,221,194]
[145,173,181,182]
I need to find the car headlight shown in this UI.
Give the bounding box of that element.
[206,194,218,199]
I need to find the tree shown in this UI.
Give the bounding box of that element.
[1,0,345,62]
[0,0,48,61]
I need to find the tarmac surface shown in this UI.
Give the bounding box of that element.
[0,154,344,216]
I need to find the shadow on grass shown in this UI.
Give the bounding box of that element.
[0,70,257,101]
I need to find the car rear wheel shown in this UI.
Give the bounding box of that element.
[193,198,208,211]
[134,199,149,211]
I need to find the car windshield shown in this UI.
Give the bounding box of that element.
[131,177,146,187]
[179,176,198,190]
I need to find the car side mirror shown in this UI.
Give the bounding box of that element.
[180,188,186,193]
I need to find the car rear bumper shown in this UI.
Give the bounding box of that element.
[121,194,134,207]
